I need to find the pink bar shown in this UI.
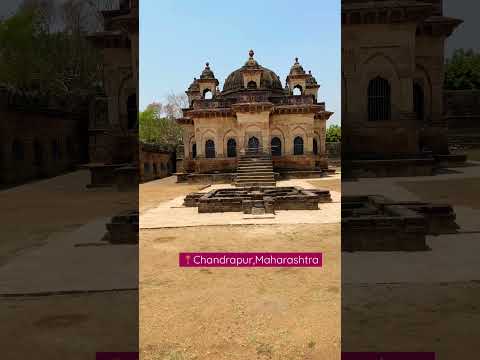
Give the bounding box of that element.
[179,252,322,267]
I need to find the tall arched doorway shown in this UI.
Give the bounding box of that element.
[227,138,237,157]
[413,83,424,121]
[247,136,259,154]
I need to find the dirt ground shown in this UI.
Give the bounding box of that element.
[140,224,340,360]
[342,282,480,358]
[0,170,137,265]
[0,170,138,357]
[140,176,204,213]
[0,290,138,359]
[308,179,342,193]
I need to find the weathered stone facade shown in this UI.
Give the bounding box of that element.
[178,50,333,175]
[85,0,139,188]
[139,143,175,182]
[342,0,462,176]
[0,88,87,186]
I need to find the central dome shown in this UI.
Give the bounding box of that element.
[222,50,283,94]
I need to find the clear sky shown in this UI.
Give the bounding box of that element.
[140,0,341,125]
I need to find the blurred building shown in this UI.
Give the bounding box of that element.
[85,0,139,188]
[342,0,463,177]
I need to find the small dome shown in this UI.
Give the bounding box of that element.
[187,77,199,92]
[289,57,306,76]
[200,62,215,79]
[306,70,318,87]
[222,50,283,93]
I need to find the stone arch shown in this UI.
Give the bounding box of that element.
[293,84,303,96]
[247,81,257,90]
[361,53,400,121]
[203,88,213,99]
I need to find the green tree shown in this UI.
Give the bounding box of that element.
[445,49,480,90]
[139,101,183,150]
[326,124,341,142]
[0,0,102,99]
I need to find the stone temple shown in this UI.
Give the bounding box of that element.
[177,50,334,185]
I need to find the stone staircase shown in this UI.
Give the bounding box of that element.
[235,154,276,187]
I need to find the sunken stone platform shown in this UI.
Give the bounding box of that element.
[342,195,458,252]
[104,210,139,244]
[184,186,331,214]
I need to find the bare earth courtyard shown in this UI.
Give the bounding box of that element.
[140,174,341,360]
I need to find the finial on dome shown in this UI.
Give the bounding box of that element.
[205,62,209,67]
[249,49,254,58]
[295,57,299,63]
[308,70,312,74]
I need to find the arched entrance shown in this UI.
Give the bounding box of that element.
[247,136,259,154]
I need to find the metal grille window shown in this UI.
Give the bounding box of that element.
[368,77,391,121]
[271,137,281,156]
[293,136,304,155]
[227,138,237,157]
[205,140,215,158]
[413,83,424,121]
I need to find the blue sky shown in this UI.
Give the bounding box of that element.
[140,0,341,125]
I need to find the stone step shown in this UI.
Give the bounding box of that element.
[237,170,274,174]
[236,176,275,181]
[238,165,273,171]
[238,160,273,164]
[235,182,276,187]
[236,177,275,182]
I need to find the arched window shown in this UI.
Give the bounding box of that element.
[33,140,43,165]
[368,77,391,121]
[227,138,237,157]
[293,85,302,96]
[127,94,137,130]
[205,140,215,158]
[66,137,75,158]
[413,83,424,121]
[294,136,304,155]
[271,137,281,156]
[192,143,197,159]
[203,89,213,100]
[247,81,257,90]
[12,140,24,161]
[143,162,151,175]
[51,140,59,161]
[313,138,318,155]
